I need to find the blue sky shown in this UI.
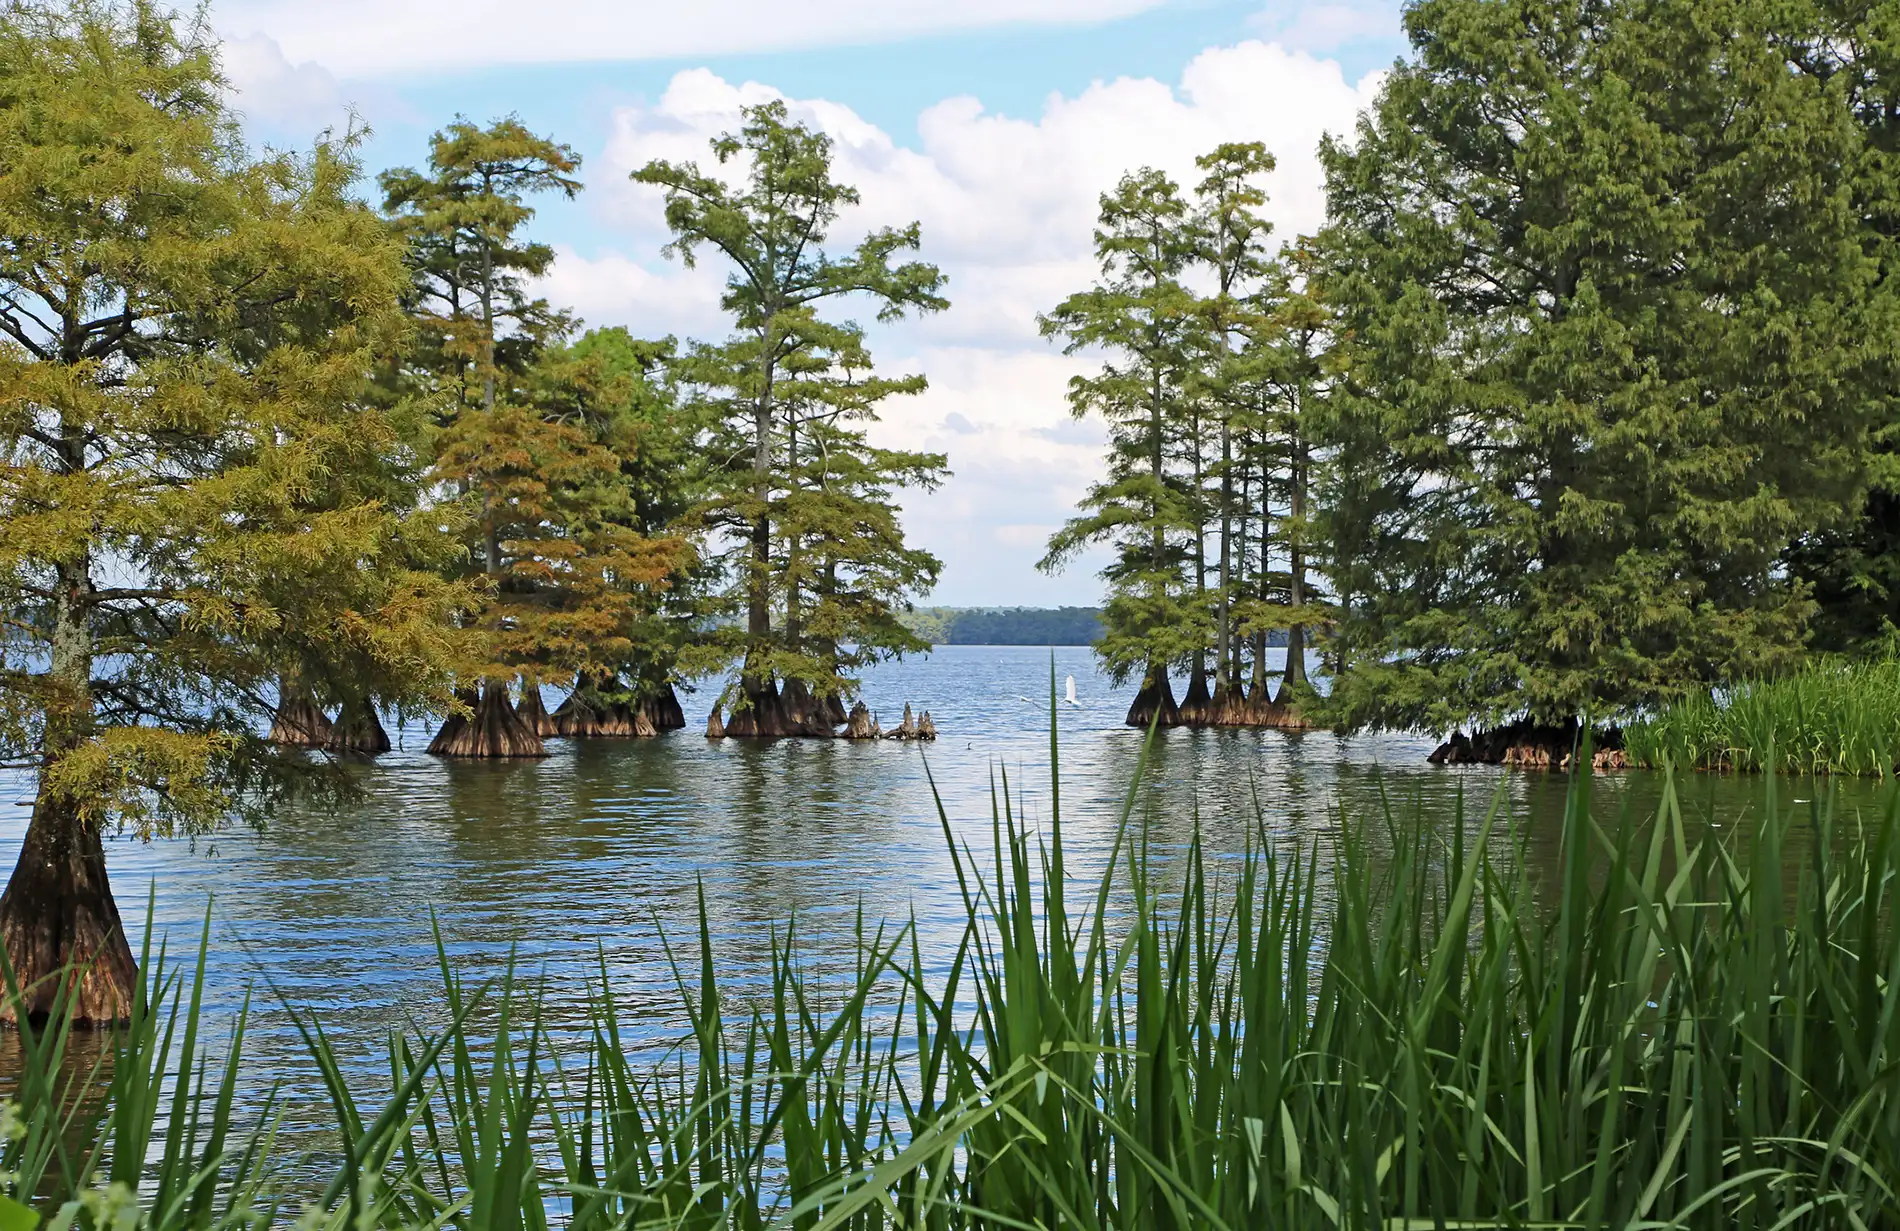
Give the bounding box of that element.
[214,0,1406,606]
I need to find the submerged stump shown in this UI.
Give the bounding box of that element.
[842,701,877,740]
[706,705,725,739]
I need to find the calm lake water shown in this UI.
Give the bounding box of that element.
[0,645,1888,1127]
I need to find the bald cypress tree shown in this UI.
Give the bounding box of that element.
[0,1,471,1020]
[1317,0,1891,734]
[1040,170,1204,728]
[635,102,947,735]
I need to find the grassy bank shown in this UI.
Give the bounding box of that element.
[1624,659,1900,776]
[3,741,1898,1228]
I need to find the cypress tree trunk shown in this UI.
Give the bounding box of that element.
[428,682,546,757]
[327,697,392,755]
[0,794,136,1026]
[270,683,334,747]
[725,677,793,738]
[1178,661,1212,727]
[654,683,688,730]
[1278,427,1310,702]
[1,562,135,1026]
[516,680,557,737]
[1125,662,1182,729]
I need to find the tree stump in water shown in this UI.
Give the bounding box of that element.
[516,682,558,737]
[886,703,919,740]
[917,710,937,740]
[429,683,547,758]
[843,701,877,739]
[706,705,726,738]
[270,687,334,747]
[327,697,392,755]
[0,792,137,1025]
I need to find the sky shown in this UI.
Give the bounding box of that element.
[211,0,1408,607]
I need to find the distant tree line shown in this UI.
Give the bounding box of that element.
[902,607,1104,646]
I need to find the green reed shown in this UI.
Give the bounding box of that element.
[3,706,1899,1228]
[1624,658,1900,776]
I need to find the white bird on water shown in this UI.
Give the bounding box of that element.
[1065,675,1081,707]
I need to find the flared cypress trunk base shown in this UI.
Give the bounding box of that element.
[725,679,844,738]
[1177,666,1213,726]
[429,684,547,758]
[1206,680,1251,727]
[0,793,135,1027]
[1428,720,1625,770]
[516,683,558,738]
[653,684,688,731]
[1125,669,1182,729]
[327,698,392,754]
[270,692,334,747]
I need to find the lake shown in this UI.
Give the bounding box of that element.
[0,644,1883,1126]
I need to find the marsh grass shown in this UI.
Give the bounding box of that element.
[1624,659,1900,777]
[1,703,1898,1228]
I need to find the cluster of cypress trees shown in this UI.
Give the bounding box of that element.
[0,5,945,1017]
[1056,0,1900,739]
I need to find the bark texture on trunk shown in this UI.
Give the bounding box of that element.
[327,697,392,755]
[885,703,919,740]
[653,684,688,731]
[0,793,135,1026]
[270,687,334,748]
[1125,666,1182,729]
[842,701,877,739]
[706,705,726,739]
[428,683,547,758]
[516,682,557,737]
[1177,662,1212,727]
[724,678,793,738]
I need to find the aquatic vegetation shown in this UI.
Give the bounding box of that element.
[1624,659,1900,777]
[4,738,1899,1229]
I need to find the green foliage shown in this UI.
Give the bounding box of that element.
[1040,169,1206,685]
[0,0,470,833]
[1625,658,1900,776]
[7,721,1900,1227]
[382,122,693,695]
[635,101,948,709]
[1316,0,1898,732]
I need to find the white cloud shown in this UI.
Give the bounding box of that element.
[549,40,1383,604]
[219,33,353,136]
[1247,1,1402,55]
[211,0,1169,77]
